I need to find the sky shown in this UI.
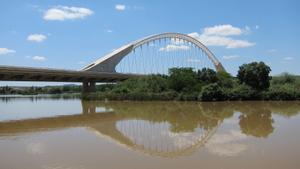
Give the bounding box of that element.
[0,0,299,86]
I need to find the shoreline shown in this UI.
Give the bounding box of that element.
[0,93,299,102]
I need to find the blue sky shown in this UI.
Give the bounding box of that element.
[0,0,299,85]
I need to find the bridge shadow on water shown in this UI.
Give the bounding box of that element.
[0,100,300,158]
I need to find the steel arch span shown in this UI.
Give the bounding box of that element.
[83,32,226,74]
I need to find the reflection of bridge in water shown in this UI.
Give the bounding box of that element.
[0,101,299,157]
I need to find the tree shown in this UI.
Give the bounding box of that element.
[168,68,198,92]
[142,75,168,93]
[237,62,271,91]
[113,75,168,93]
[197,68,219,84]
[216,71,234,88]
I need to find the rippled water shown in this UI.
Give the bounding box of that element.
[0,97,300,169]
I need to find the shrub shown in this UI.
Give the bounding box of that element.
[265,84,297,100]
[48,87,62,94]
[227,84,260,100]
[271,72,296,85]
[198,83,225,101]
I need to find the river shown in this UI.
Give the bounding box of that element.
[0,96,299,169]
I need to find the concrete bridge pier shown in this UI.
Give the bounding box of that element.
[82,81,96,93]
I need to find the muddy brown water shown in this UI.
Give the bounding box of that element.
[0,97,299,169]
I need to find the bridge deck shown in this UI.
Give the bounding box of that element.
[0,65,138,82]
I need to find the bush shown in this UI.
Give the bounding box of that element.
[226,84,260,100]
[48,87,62,94]
[96,84,115,92]
[265,84,297,100]
[271,72,296,85]
[176,92,199,101]
[198,83,225,101]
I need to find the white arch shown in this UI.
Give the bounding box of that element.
[82,32,225,72]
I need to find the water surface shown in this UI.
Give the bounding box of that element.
[0,97,300,169]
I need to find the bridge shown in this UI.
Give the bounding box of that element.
[0,32,225,93]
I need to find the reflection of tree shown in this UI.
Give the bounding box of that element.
[88,101,234,133]
[223,101,300,138]
[267,101,300,117]
[239,107,274,138]
[233,101,300,118]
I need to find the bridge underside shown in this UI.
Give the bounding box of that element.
[0,65,140,93]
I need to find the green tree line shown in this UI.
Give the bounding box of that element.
[83,61,300,101]
[1,61,300,101]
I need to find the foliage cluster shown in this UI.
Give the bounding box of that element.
[84,62,299,101]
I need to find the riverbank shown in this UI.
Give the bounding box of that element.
[81,89,300,101]
[82,62,300,101]
[1,62,300,101]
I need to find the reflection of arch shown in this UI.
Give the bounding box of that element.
[1,101,299,157]
[0,101,223,158]
[0,113,220,158]
[83,33,225,72]
[114,120,221,158]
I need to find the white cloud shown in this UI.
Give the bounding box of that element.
[203,24,245,36]
[115,4,144,11]
[159,44,190,52]
[44,6,93,21]
[0,48,16,55]
[106,29,113,33]
[160,25,254,52]
[27,34,47,42]
[283,57,293,60]
[188,31,255,49]
[115,4,126,11]
[223,55,240,60]
[32,56,46,61]
[205,130,247,156]
[187,24,255,49]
